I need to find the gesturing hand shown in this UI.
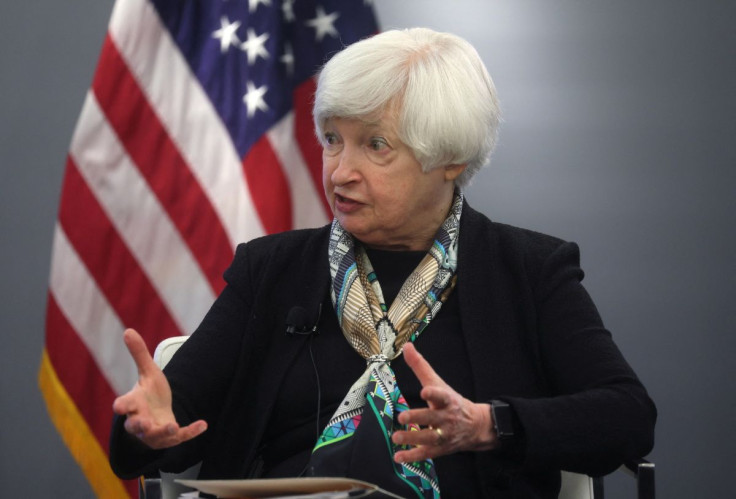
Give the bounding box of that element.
[391,343,498,463]
[112,329,207,449]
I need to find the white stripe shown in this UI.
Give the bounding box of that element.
[49,224,135,395]
[109,0,264,246]
[70,92,215,335]
[267,112,330,229]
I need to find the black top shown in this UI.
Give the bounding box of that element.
[261,247,482,497]
[109,202,656,498]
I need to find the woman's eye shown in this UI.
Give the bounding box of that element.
[368,138,388,151]
[324,133,338,146]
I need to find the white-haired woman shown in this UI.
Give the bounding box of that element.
[111,28,656,498]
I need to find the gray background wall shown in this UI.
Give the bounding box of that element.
[1,1,734,497]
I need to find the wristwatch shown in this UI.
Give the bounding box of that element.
[490,399,516,441]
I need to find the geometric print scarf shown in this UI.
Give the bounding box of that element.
[308,192,463,498]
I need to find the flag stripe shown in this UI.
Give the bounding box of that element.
[267,111,330,229]
[92,34,232,293]
[49,223,135,395]
[45,293,120,452]
[58,157,181,347]
[293,78,332,219]
[70,92,215,335]
[108,0,265,245]
[241,135,293,234]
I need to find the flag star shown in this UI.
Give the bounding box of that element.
[243,81,269,117]
[282,0,296,22]
[248,0,271,13]
[280,42,295,76]
[306,6,340,42]
[212,16,241,53]
[240,29,270,65]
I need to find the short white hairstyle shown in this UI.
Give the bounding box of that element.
[313,27,501,187]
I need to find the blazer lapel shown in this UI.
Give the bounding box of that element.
[456,203,505,402]
[239,229,333,471]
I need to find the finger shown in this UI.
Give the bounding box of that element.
[123,328,158,377]
[112,394,138,415]
[123,415,151,437]
[392,427,445,448]
[147,420,208,449]
[397,407,441,427]
[175,420,208,442]
[133,423,175,448]
[394,444,440,464]
[419,385,452,409]
[402,343,445,389]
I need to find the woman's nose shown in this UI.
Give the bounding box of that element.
[330,147,361,185]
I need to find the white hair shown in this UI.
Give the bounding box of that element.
[313,27,501,187]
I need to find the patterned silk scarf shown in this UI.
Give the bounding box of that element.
[308,193,463,498]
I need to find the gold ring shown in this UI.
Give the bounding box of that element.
[433,427,445,446]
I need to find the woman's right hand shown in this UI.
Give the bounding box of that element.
[112,329,208,449]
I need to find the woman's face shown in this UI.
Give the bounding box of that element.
[322,112,464,251]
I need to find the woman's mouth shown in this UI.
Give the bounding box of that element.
[334,193,363,213]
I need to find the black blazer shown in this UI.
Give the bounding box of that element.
[110,202,656,497]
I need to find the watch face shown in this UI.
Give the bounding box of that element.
[492,400,514,439]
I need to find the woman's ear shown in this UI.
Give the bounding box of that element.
[444,164,467,182]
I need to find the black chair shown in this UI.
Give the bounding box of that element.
[589,457,655,499]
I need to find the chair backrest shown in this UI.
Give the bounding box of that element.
[153,336,189,369]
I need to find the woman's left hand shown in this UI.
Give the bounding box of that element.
[391,342,498,463]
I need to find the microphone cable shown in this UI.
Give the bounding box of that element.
[296,304,322,478]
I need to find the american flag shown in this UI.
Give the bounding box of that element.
[38,0,377,496]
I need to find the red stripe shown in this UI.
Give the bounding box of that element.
[293,78,332,219]
[45,294,117,452]
[45,294,138,498]
[242,135,293,234]
[58,157,181,349]
[92,34,231,294]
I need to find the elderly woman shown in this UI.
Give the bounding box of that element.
[110,28,656,498]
